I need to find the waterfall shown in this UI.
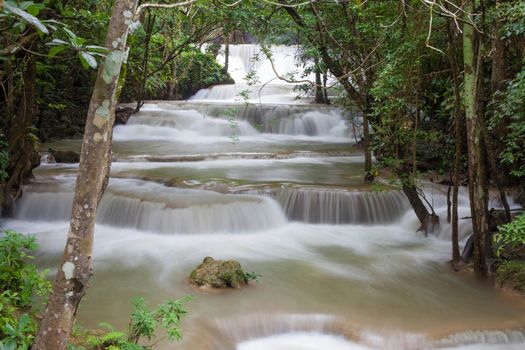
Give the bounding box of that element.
[8,43,525,350]
[114,108,258,141]
[191,44,316,103]
[14,181,287,234]
[240,187,410,224]
[215,44,312,85]
[114,102,351,138]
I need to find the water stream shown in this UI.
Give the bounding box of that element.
[2,44,525,349]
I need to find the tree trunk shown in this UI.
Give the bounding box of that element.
[463,1,489,276]
[447,16,462,263]
[400,177,438,233]
[224,32,230,73]
[362,111,374,183]
[135,9,154,113]
[491,20,506,94]
[322,72,329,103]
[314,57,326,104]
[2,53,38,216]
[32,1,139,349]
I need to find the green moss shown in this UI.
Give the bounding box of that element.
[496,260,525,293]
[189,257,248,289]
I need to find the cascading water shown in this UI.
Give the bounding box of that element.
[191,44,315,104]
[2,44,525,350]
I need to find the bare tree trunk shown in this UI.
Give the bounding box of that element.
[447,15,462,263]
[135,9,154,112]
[2,53,38,216]
[362,111,374,183]
[400,177,438,233]
[491,19,506,94]
[463,0,489,276]
[314,57,325,104]
[322,72,329,103]
[278,1,372,182]
[224,31,230,73]
[32,1,139,348]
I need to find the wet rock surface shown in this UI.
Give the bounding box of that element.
[189,257,248,289]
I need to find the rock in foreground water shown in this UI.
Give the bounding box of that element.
[189,257,248,289]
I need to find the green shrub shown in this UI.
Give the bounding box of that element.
[77,296,191,350]
[493,213,525,256]
[0,231,51,350]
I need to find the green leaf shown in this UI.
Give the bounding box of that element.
[48,45,67,58]
[85,45,109,54]
[0,340,17,350]
[4,2,49,35]
[62,27,78,45]
[48,38,68,46]
[79,52,97,69]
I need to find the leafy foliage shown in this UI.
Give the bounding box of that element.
[244,271,262,283]
[79,296,192,350]
[494,214,525,256]
[491,66,525,177]
[0,231,51,350]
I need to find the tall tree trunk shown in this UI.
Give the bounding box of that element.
[362,111,374,183]
[279,1,372,182]
[32,1,139,348]
[2,53,38,216]
[399,175,438,233]
[463,1,489,276]
[314,57,325,103]
[486,8,511,221]
[322,72,329,103]
[491,19,506,94]
[224,31,230,74]
[447,16,462,263]
[135,9,154,112]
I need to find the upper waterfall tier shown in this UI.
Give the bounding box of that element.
[114,103,350,141]
[216,45,313,86]
[191,44,318,104]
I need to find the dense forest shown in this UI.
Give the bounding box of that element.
[1,0,525,349]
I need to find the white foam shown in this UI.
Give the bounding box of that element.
[237,332,372,350]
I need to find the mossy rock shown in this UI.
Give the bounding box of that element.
[496,260,525,294]
[48,148,80,163]
[189,257,248,289]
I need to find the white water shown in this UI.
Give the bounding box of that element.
[191,45,315,104]
[2,44,525,350]
[15,179,286,234]
[237,333,371,350]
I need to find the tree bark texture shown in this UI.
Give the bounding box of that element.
[32,1,139,349]
[2,53,38,216]
[447,17,462,263]
[400,177,438,233]
[135,9,154,112]
[463,0,489,276]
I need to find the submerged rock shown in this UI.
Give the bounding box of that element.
[115,106,135,125]
[189,257,248,289]
[49,149,80,163]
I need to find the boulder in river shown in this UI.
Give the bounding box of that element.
[189,257,248,289]
[48,149,80,163]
